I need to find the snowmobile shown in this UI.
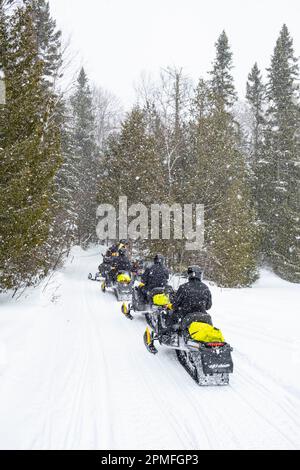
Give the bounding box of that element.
[101,270,133,302]
[144,310,234,386]
[88,253,118,282]
[121,286,174,322]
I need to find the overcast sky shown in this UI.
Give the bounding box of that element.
[49,0,300,107]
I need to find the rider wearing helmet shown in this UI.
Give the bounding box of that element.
[105,243,119,258]
[138,254,169,302]
[118,239,129,251]
[170,266,212,325]
[112,248,132,272]
[141,254,169,291]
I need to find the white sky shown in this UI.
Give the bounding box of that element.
[49,0,300,108]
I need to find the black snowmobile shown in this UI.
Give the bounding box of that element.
[121,286,174,322]
[144,310,234,386]
[101,270,133,302]
[88,254,116,282]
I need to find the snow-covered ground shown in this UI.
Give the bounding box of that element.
[0,246,299,450]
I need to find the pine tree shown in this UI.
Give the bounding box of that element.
[246,63,265,161]
[31,0,62,87]
[29,0,74,262]
[246,63,266,226]
[190,102,259,286]
[0,1,8,144]
[69,68,100,246]
[99,107,167,257]
[0,2,61,290]
[263,25,300,281]
[189,34,259,287]
[209,31,237,110]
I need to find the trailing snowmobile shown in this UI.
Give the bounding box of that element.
[102,270,133,302]
[144,310,234,386]
[121,286,174,322]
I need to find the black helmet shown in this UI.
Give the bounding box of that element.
[154,254,165,265]
[187,266,203,281]
[118,247,127,256]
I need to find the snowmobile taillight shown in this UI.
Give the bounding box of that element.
[206,342,225,348]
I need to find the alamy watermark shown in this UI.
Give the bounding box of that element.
[96,196,204,251]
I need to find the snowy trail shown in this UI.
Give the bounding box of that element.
[0,247,299,450]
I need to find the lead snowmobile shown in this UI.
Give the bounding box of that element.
[121,286,174,322]
[144,309,234,386]
[101,270,133,302]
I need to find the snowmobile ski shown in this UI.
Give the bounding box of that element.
[88,273,101,282]
[144,328,158,355]
[121,303,133,320]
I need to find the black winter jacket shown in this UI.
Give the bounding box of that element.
[142,264,169,291]
[173,279,212,319]
[112,255,132,273]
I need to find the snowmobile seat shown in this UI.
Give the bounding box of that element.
[181,312,213,331]
[149,287,167,297]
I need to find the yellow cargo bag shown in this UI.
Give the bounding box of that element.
[152,293,170,306]
[117,273,131,283]
[188,322,225,343]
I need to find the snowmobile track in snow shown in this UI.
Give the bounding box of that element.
[0,247,299,450]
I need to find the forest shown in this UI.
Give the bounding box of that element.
[0,0,299,291]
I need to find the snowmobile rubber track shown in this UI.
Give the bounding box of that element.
[176,350,230,386]
[176,349,198,384]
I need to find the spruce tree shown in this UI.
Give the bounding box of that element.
[31,0,62,87]
[246,63,266,224]
[0,1,8,144]
[0,2,61,290]
[263,25,300,281]
[209,30,237,110]
[246,63,265,162]
[69,67,100,246]
[99,107,167,257]
[189,33,259,286]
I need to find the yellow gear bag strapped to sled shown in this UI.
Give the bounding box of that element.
[152,293,170,306]
[117,273,131,283]
[188,322,225,343]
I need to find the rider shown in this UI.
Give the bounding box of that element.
[139,254,169,302]
[118,239,129,249]
[166,266,212,329]
[108,247,132,284]
[103,239,128,264]
[105,243,119,258]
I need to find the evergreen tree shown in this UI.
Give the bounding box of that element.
[246,63,266,223]
[31,0,62,87]
[246,63,265,162]
[189,34,259,287]
[99,107,167,257]
[209,31,237,110]
[0,2,61,290]
[69,67,100,246]
[0,1,8,144]
[190,100,259,286]
[263,25,300,281]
